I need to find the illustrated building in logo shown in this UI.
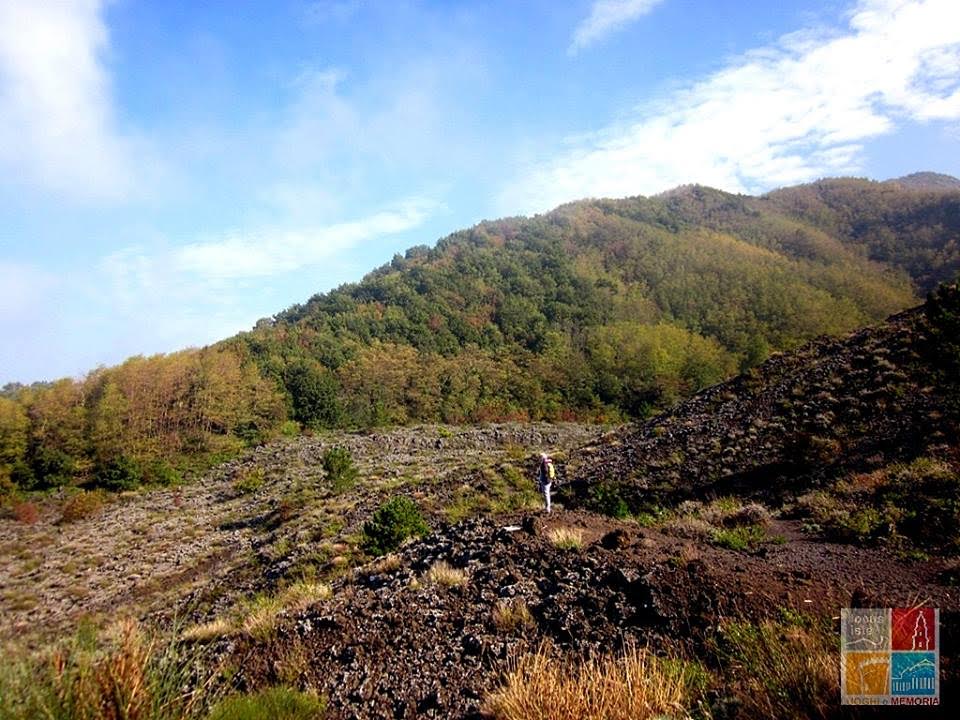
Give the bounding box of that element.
[842,608,939,706]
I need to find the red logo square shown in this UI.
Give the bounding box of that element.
[892,608,936,651]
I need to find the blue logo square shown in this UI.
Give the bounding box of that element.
[891,652,937,696]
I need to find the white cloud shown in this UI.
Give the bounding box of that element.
[509,0,960,213]
[173,197,437,280]
[0,0,137,202]
[83,197,439,373]
[569,0,666,54]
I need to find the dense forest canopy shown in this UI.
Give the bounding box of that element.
[2,176,958,493]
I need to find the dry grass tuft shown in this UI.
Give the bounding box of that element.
[280,581,332,612]
[424,561,468,587]
[240,582,332,641]
[484,642,692,720]
[663,516,712,540]
[181,617,234,643]
[493,599,534,632]
[547,527,584,550]
[371,554,403,574]
[241,601,281,641]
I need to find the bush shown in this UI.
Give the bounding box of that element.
[322,446,358,493]
[9,460,36,491]
[60,489,106,523]
[142,459,182,486]
[29,447,75,488]
[588,482,630,519]
[207,687,326,720]
[95,455,142,491]
[361,497,429,556]
[11,501,39,524]
[233,467,265,495]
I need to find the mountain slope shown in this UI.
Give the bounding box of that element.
[887,171,960,191]
[233,180,939,426]
[765,176,960,292]
[566,283,960,552]
[3,176,958,494]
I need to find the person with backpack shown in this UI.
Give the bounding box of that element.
[537,452,556,513]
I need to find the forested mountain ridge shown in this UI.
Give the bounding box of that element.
[1,175,958,493]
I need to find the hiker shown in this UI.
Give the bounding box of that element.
[537,452,556,513]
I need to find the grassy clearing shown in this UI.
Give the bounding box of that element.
[484,642,699,720]
[184,581,333,644]
[791,455,960,552]
[547,527,584,550]
[443,464,540,522]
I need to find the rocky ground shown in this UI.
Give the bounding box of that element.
[0,423,600,643]
[235,510,959,719]
[565,306,955,509]
[3,303,959,718]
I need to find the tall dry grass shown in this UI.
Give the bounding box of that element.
[483,642,694,720]
[711,620,837,720]
[0,618,216,720]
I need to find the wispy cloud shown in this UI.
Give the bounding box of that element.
[569,0,666,54]
[0,0,138,202]
[509,0,960,213]
[173,197,438,280]
[94,197,438,353]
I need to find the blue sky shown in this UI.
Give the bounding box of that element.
[1,0,959,383]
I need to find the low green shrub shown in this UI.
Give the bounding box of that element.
[279,420,301,437]
[322,446,358,494]
[142,459,182,486]
[361,497,429,556]
[588,482,630,519]
[233,467,265,495]
[711,524,769,551]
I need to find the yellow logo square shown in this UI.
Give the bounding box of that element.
[844,652,891,696]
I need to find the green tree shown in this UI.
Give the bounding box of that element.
[284,360,342,428]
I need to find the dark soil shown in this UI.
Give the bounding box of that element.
[564,306,956,510]
[235,510,960,719]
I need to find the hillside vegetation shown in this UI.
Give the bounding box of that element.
[2,176,958,493]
